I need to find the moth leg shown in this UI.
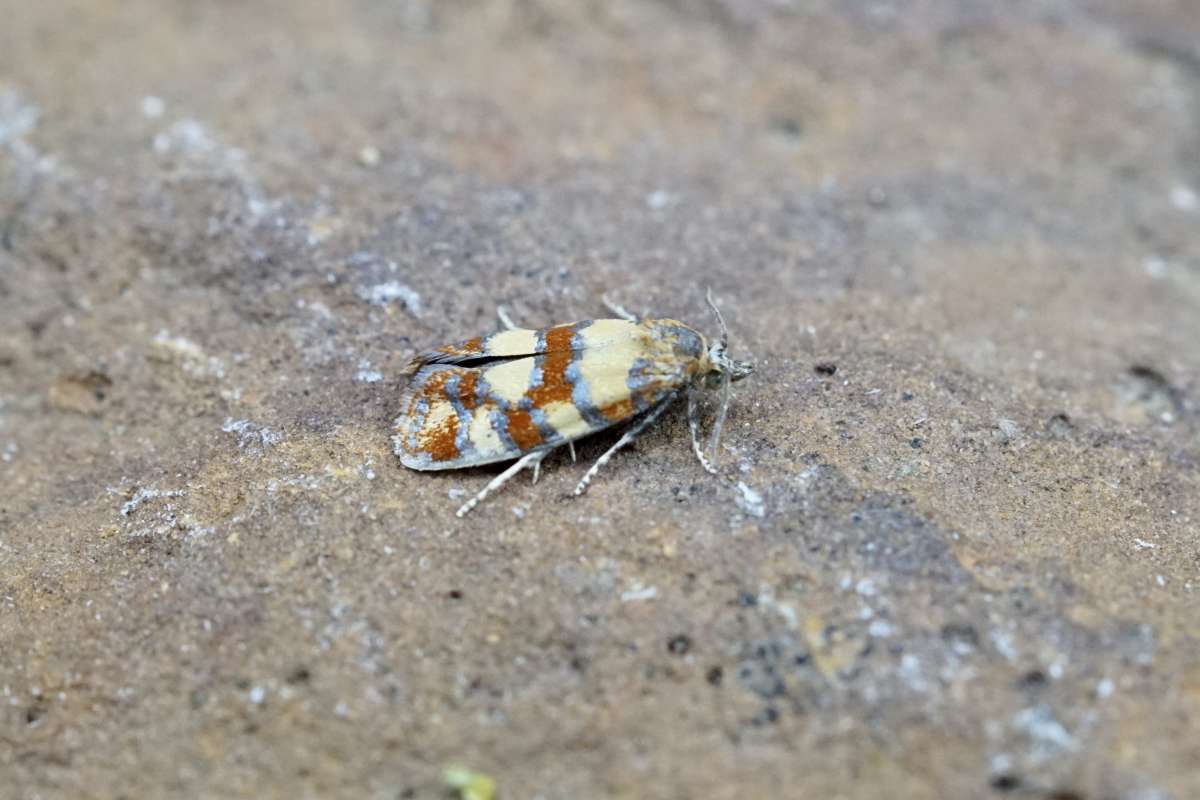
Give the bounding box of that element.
[601,294,638,322]
[456,449,550,517]
[574,392,678,496]
[688,385,718,475]
[534,441,575,482]
[496,305,520,331]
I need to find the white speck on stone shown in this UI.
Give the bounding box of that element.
[791,465,821,493]
[222,418,282,451]
[153,329,205,359]
[620,584,659,602]
[180,514,215,539]
[0,90,39,144]
[120,487,186,517]
[154,118,220,156]
[358,281,422,315]
[899,654,925,691]
[990,629,1018,662]
[855,578,877,597]
[354,359,384,383]
[1013,705,1078,758]
[1143,256,1168,279]
[735,481,765,518]
[511,506,526,519]
[1133,538,1157,550]
[140,96,165,118]
[153,329,226,378]
[1,441,16,462]
[358,145,381,167]
[1096,678,1114,699]
[645,189,674,210]
[248,686,266,705]
[447,488,466,500]
[1170,184,1198,212]
[299,300,334,321]
[1156,574,1165,587]
[868,619,895,638]
[754,588,799,629]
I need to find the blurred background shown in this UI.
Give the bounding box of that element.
[2,2,1198,798]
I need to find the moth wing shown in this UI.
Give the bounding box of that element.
[396,318,683,470]
[394,363,517,470]
[567,319,688,425]
[404,319,651,371]
[404,327,554,374]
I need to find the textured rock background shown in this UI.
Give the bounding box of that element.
[2,1,1199,798]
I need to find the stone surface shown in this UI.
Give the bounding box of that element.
[2,1,1199,798]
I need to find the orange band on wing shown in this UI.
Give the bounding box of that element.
[438,336,484,356]
[505,408,543,450]
[600,397,634,422]
[415,370,461,462]
[526,325,576,408]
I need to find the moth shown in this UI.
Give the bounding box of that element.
[394,290,754,516]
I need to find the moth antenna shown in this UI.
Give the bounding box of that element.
[602,294,638,322]
[707,370,732,461]
[496,305,519,331]
[705,287,729,350]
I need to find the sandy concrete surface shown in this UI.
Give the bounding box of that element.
[2,1,1199,798]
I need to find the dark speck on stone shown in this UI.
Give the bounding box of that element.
[1047,413,1074,438]
[285,667,312,685]
[990,774,1021,792]
[769,117,804,139]
[940,623,978,647]
[1018,669,1048,689]
[668,635,693,655]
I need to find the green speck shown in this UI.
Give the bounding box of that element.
[443,766,497,800]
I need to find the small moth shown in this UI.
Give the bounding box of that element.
[394,290,754,516]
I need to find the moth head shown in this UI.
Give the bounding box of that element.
[704,288,755,386]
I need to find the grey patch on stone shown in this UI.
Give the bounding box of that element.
[1114,365,1185,425]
